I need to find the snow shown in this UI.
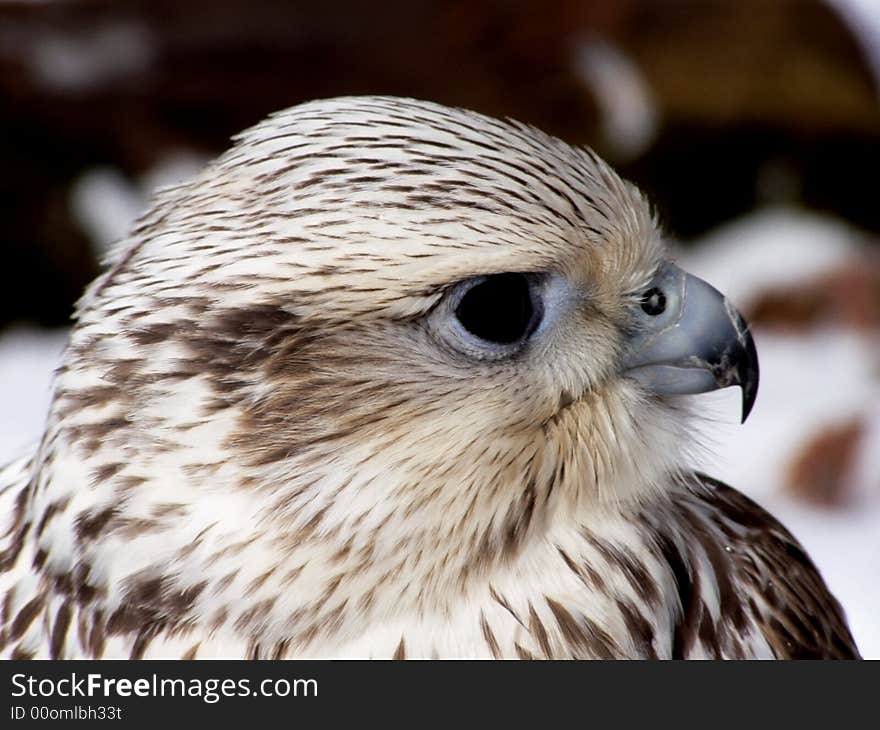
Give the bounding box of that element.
[0,327,66,462]
[693,331,878,497]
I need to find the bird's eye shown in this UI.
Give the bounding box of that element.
[640,287,667,316]
[455,273,541,345]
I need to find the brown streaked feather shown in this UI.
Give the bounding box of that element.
[684,474,860,659]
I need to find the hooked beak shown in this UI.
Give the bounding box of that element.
[621,262,759,422]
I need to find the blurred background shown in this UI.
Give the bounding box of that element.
[0,0,877,656]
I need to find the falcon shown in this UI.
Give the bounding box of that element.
[0,96,859,659]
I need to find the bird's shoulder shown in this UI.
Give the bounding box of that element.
[669,473,860,659]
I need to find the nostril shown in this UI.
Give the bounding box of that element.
[641,287,667,316]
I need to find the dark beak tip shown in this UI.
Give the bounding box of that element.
[739,332,760,424]
[740,377,759,423]
[740,387,756,423]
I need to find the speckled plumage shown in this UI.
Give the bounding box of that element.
[0,97,859,659]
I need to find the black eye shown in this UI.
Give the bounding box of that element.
[455,273,540,345]
[640,287,666,316]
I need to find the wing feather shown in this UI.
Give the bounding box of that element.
[680,474,860,659]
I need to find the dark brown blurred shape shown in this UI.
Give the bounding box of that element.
[1,0,878,328]
[786,417,865,507]
[747,252,880,332]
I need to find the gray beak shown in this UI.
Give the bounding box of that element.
[621,262,759,422]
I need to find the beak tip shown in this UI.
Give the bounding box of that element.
[732,304,761,423]
[740,392,754,423]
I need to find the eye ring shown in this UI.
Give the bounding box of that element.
[640,287,667,316]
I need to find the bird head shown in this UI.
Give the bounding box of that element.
[42,96,757,642]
